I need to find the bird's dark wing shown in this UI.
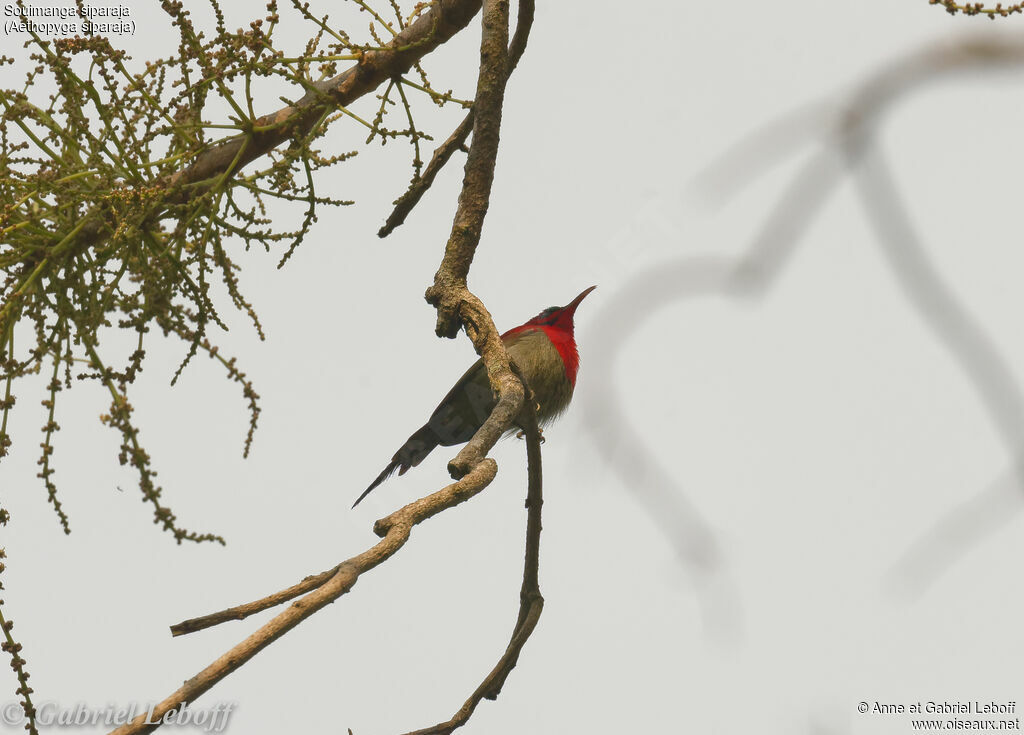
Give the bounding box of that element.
[353,357,496,507]
[426,357,496,446]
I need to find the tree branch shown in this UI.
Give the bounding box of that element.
[111,461,498,735]
[163,0,484,198]
[400,374,544,735]
[378,0,534,238]
[171,0,523,661]
[390,6,554,730]
[169,565,339,637]
[413,0,521,490]
[424,0,509,329]
[379,110,475,238]
[147,3,537,733]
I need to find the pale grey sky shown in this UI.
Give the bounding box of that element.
[2,2,1023,734]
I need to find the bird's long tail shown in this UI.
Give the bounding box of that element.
[352,424,440,507]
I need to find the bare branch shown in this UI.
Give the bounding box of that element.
[400,375,544,735]
[164,0,534,718]
[420,0,521,478]
[169,566,339,637]
[379,109,474,238]
[382,6,555,730]
[424,0,508,316]
[123,2,538,731]
[379,0,535,238]
[112,461,498,735]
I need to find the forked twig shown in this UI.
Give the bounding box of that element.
[170,566,339,637]
[140,1,540,733]
[113,462,499,735]
[401,371,544,735]
[164,0,485,198]
[379,0,535,238]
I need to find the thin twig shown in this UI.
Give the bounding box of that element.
[169,565,339,636]
[163,0,483,197]
[400,372,544,735]
[379,0,534,238]
[142,3,533,733]
[379,110,474,238]
[929,0,1024,17]
[172,0,522,653]
[388,11,552,732]
[111,462,498,735]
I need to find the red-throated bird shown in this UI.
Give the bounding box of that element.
[353,286,596,507]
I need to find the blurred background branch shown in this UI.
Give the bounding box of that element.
[586,34,1024,642]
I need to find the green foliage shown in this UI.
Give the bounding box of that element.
[929,0,1024,16]
[0,511,36,735]
[0,1,471,727]
[0,0,464,542]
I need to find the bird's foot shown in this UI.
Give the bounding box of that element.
[516,428,546,444]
